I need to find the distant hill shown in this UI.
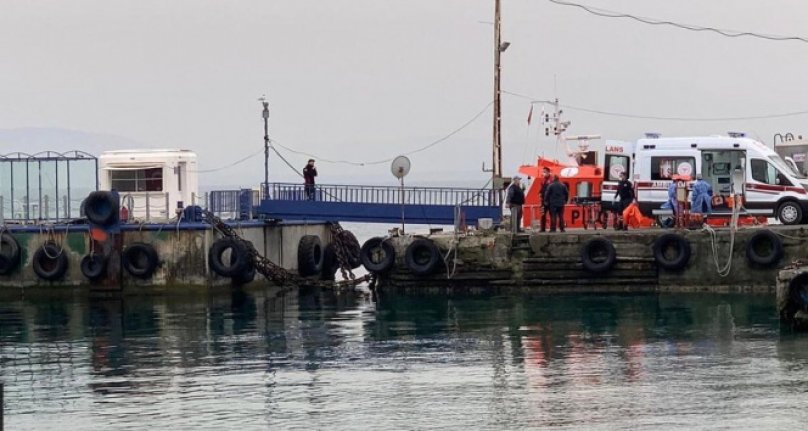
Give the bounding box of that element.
[0,127,145,156]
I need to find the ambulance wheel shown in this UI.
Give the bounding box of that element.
[777,200,803,225]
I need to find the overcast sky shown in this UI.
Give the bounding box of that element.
[2,0,808,187]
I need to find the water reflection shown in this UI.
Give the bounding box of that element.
[0,289,807,430]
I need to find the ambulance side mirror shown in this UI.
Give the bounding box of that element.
[776,177,781,185]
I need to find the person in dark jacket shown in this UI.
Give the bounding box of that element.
[303,159,317,200]
[506,176,525,233]
[538,167,552,232]
[613,172,635,230]
[544,175,569,232]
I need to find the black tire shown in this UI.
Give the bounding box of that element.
[123,242,159,279]
[297,235,324,277]
[0,232,21,275]
[32,243,69,281]
[80,254,106,281]
[781,273,808,325]
[746,229,783,267]
[580,237,617,273]
[83,191,119,227]
[232,264,256,285]
[405,238,441,276]
[653,233,691,271]
[778,200,803,225]
[209,238,250,277]
[320,244,340,281]
[360,237,396,274]
[337,230,362,269]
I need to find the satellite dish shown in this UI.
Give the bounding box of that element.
[391,156,411,179]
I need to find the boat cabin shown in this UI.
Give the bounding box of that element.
[98,149,199,221]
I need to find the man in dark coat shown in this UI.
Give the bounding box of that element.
[506,176,525,234]
[538,167,552,232]
[303,159,317,200]
[613,172,635,230]
[544,175,569,232]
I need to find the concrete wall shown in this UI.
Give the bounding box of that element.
[0,222,332,290]
[378,226,808,293]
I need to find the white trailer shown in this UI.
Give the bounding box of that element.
[98,149,199,221]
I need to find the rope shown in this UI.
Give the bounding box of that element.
[702,196,741,277]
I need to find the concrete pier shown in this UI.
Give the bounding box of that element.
[378,225,808,294]
[0,221,331,290]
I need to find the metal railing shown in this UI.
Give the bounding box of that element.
[0,194,87,223]
[263,182,500,207]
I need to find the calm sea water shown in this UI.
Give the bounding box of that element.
[1,289,806,430]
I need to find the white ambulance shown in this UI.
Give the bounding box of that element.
[631,133,808,225]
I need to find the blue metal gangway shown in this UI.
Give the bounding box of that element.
[258,182,502,225]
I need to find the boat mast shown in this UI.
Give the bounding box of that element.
[492,0,503,186]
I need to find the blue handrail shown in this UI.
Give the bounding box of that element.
[264,182,500,207]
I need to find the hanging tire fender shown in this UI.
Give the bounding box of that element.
[80,254,107,281]
[360,237,396,274]
[405,238,442,276]
[297,235,324,277]
[320,244,340,281]
[652,233,692,271]
[580,237,617,273]
[0,232,22,275]
[83,191,120,227]
[232,264,256,286]
[123,242,159,279]
[32,243,69,281]
[208,238,250,277]
[746,229,784,267]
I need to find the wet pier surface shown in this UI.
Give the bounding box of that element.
[1,288,807,430]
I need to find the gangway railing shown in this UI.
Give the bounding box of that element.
[259,182,502,225]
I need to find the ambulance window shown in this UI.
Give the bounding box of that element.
[651,157,695,180]
[751,159,792,186]
[605,155,630,181]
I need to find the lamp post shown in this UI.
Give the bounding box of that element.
[261,97,269,198]
[492,0,509,202]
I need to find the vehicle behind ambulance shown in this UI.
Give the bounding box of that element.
[632,133,808,225]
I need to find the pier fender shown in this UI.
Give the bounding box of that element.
[123,242,159,279]
[297,235,324,277]
[83,191,120,227]
[209,238,250,277]
[232,264,256,286]
[0,232,22,275]
[80,254,106,281]
[788,273,808,313]
[652,233,691,271]
[405,238,442,276]
[320,244,340,281]
[746,230,783,268]
[580,237,617,273]
[32,242,69,281]
[360,237,396,274]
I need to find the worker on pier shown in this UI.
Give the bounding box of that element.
[613,172,635,230]
[303,159,317,200]
[506,176,525,234]
[545,175,569,232]
[691,174,713,215]
[539,167,552,232]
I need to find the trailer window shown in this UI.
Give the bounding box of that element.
[751,159,792,186]
[651,157,695,180]
[110,168,164,192]
[605,155,630,181]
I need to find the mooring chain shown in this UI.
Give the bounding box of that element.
[202,210,369,289]
[329,223,357,281]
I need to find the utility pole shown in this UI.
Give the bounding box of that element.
[492,0,503,187]
[261,96,270,198]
